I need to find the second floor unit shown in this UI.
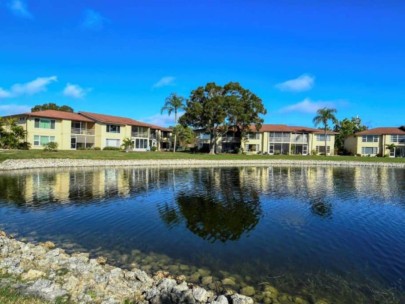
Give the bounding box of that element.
[11,110,172,151]
[344,126,405,157]
[196,124,337,155]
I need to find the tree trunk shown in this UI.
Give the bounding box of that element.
[324,128,327,156]
[173,112,177,153]
[209,131,216,154]
[173,134,177,153]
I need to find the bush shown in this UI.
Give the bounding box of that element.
[150,146,157,152]
[93,147,101,150]
[103,146,121,151]
[43,142,58,152]
[18,142,31,150]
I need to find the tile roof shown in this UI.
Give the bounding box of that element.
[355,127,405,136]
[254,124,338,134]
[23,110,94,122]
[79,111,170,131]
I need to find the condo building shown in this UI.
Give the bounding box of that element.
[10,110,172,151]
[344,126,405,157]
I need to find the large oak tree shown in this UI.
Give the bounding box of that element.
[179,82,266,154]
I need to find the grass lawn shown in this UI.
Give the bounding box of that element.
[0,149,405,163]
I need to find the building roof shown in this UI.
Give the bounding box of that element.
[254,124,338,134]
[79,111,170,131]
[22,110,94,122]
[355,127,405,136]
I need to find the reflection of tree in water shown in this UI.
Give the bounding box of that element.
[159,168,262,242]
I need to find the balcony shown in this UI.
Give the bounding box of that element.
[131,132,149,138]
[71,128,95,135]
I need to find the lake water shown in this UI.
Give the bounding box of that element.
[0,166,404,303]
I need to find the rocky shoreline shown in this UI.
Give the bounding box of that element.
[0,231,256,304]
[0,158,404,171]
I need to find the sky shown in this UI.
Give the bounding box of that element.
[0,0,404,128]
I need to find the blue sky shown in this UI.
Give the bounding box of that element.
[0,0,404,128]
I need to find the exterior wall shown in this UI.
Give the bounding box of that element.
[243,133,262,153]
[355,136,380,156]
[310,134,335,155]
[26,117,68,150]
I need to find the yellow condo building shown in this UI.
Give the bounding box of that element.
[344,126,405,157]
[197,124,337,155]
[11,110,172,151]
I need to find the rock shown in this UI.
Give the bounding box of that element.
[240,286,255,297]
[96,256,107,265]
[27,279,68,301]
[264,285,279,298]
[201,276,213,285]
[222,277,236,286]
[230,293,254,304]
[193,286,208,302]
[158,278,177,292]
[315,300,329,304]
[0,230,7,237]
[294,296,309,304]
[21,269,46,281]
[41,241,56,250]
[213,295,229,304]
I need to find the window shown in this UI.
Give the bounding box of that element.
[391,135,405,143]
[269,132,290,142]
[362,147,378,155]
[246,133,260,140]
[34,118,55,129]
[316,134,331,141]
[106,125,120,133]
[362,135,379,142]
[18,117,26,124]
[106,139,120,147]
[34,135,55,146]
[316,146,331,154]
[135,138,148,149]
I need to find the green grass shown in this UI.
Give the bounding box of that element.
[0,149,404,163]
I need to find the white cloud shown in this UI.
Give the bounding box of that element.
[63,83,91,99]
[279,98,336,114]
[276,74,315,92]
[0,76,57,99]
[0,104,31,116]
[153,76,176,88]
[7,0,33,19]
[142,112,184,127]
[81,9,106,31]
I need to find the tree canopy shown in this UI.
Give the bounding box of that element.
[334,116,368,152]
[179,82,266,154]
[0,117,27,149]
[31,103,74,113]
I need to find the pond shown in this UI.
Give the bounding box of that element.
[0,166,404,303]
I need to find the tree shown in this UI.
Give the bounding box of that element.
[313,107,338,155]
[31,103,74,113]
[172,125,196,149]
[0,118,27,149]
[121,138,134,152]
[161,93,185,153]
[334,116,368,152]
[179,82,266,154]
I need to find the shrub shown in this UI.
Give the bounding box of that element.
[103,146,121,151]
[18,142,31,150]
[150,146,157,152]
[43,142,58,152]
[93,147,101,150]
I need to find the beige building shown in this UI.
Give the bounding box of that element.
[11,110,171,151]
[344,126,405,157]
[197,124,337,155]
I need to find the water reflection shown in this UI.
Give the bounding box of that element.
[159,168,262,242]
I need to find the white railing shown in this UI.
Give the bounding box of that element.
[71,128,95,135]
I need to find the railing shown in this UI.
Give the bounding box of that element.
[269,136,291,143]
[222,136,241,143]
[131,132,149,138]
[71,128,95,135]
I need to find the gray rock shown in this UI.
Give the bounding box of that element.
[230,294,254,304]
[193,286,208,302]
[213,295,229,304]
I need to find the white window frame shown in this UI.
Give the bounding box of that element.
[106,124,121,133]
[34,118,55,129]
[362,135,379,143]
[34,135,56,146]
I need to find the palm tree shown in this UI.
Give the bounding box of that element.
[313,108,338,156]
[161,93,185,152]
[121,138,134,152]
